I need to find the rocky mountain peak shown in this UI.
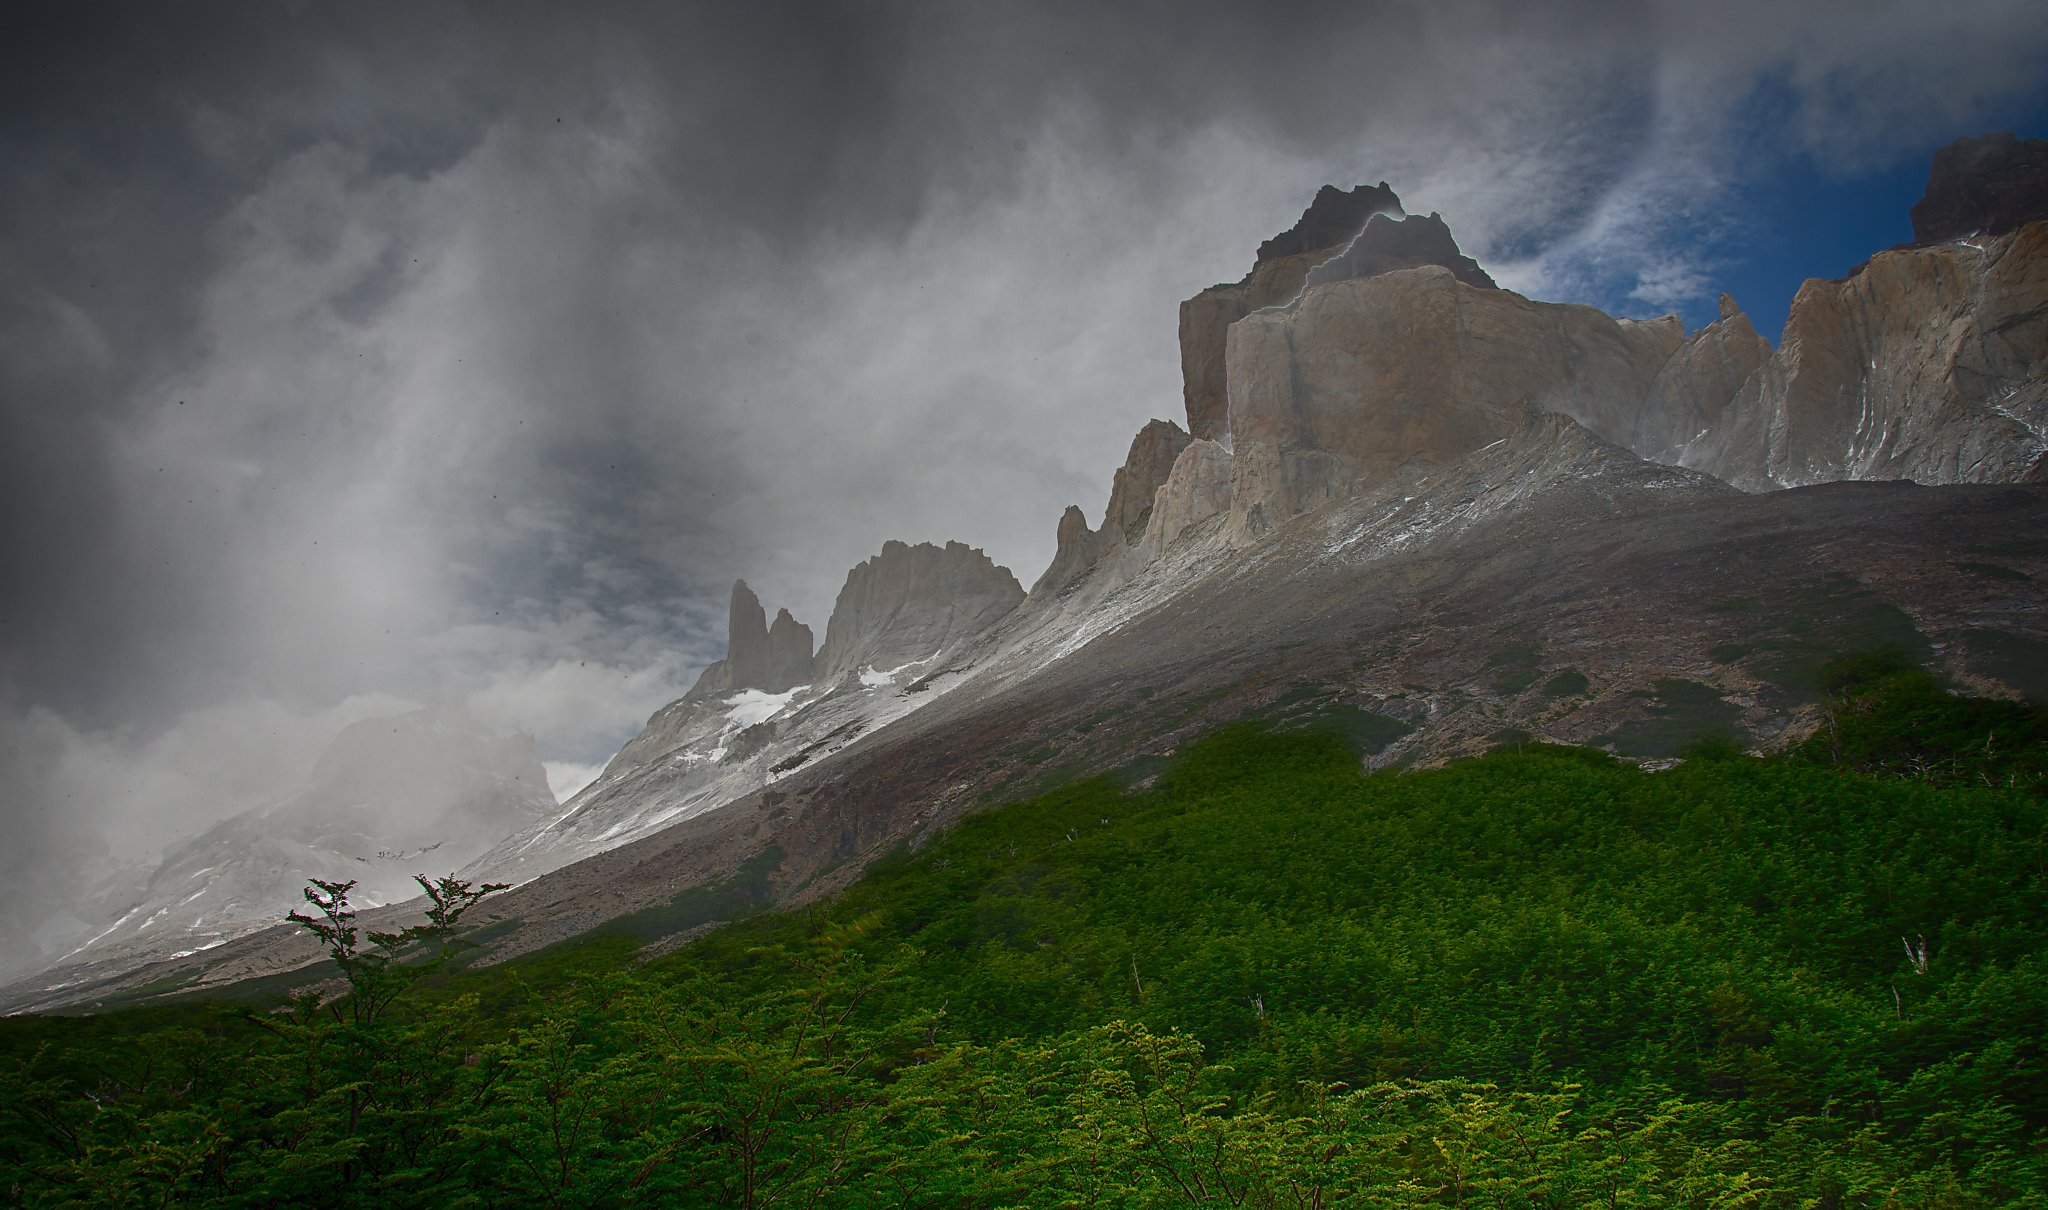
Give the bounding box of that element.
[1910,131,2048,244]
[1180,182,1408,443]
[1252,182,1404,269]
[687,579,818,699]
[725,580,773,689]
[815,540,1024,682]
[766,609,817,692]
[1103,419,1193,543]
[1300,211,1496,294]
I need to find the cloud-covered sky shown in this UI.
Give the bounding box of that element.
[4,0,2046,878]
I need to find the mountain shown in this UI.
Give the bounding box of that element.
[453,540,1024,890]
[7,133,2046,1013]
[11,705,554,1004]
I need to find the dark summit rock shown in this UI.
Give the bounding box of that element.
[766,608,816,692]
[1301,211,1496,292]
[1910,131,2048,244]
[1254,183,1404,268]
[725,580,773,690]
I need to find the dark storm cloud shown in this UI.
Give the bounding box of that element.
[3,0,2046,897]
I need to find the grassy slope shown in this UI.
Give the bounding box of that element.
[4,666,2047,1205]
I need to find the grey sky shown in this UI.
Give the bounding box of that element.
[4,0,2046,872]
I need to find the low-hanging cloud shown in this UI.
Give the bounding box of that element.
[3,1,2046,933]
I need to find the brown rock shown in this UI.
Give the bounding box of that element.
[1683,223,2048,488]
[1301,211,1495,293]
[1178,184,1403,442]
[1634,301,1773,464]
[1142,438,1234,553]
[1102,419,1192,543]
[1222,265,1682,538]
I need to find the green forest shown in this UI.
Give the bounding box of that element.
[4,656,2047,1207]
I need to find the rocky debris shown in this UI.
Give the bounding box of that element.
[1678,222,2048,488]
[1142,438,1234,554]
[1179,184,1404,442]
[1222,263,1683,538]
[1632,295,1774,464]
[816,540,1024,682]
[1910,131,2048,245]
[1302,211,1495,293]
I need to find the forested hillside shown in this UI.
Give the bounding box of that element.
[4,660,2046,1206]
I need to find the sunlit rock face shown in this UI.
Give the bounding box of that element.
[1222,265,1683,539]
[1676,223,2048,489]
[1179,183,1404,443]
[815,540,1024,683]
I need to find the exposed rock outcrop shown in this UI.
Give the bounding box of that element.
[1179,184,1403,442]
[816,540,1024,681]
[688,580,817,698]
[1103,419,1193,542]
[1142,438,1234,554]
[766,609,817,692]
[1030,504,1113,599]
[1222,264,1683,538]
[1632,294,1774,465]
[1679,222,2048,489]
[724,580,774,690]
[1301,211,1495,293]
[1910,131,2048,245]
[1031,420,1192,598]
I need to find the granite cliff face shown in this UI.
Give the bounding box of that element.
[1673,222,2048,488]
[1179,184,1403,442]
[1031,420,1192,598]
[687,581,817,698]
[1223,265,1682,537]
[1631,294,1774,465]
[816,540,1024,682]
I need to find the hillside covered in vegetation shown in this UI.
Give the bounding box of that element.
[4,658,2046,1206]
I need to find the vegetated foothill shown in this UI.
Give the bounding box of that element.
[3,659,2046,1205]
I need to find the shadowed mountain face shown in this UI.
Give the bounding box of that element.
[9,134,2047,1012]
[1910,131,2048,244]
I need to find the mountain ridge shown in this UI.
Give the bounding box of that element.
[8,132,2047,1012]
